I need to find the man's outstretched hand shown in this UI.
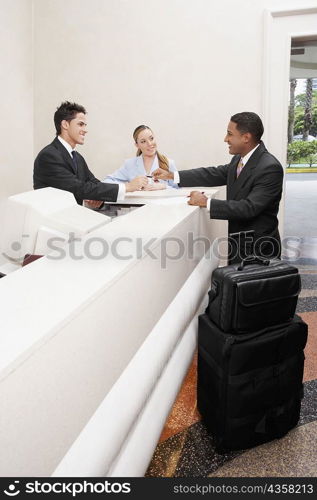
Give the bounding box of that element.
[152,168,174,181]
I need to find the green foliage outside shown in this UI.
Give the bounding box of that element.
[293,90,317,137]
[287,140,317,167]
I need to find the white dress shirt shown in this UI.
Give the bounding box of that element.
[58,136,74,157]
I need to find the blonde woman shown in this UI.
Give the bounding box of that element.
[103,125,178,190]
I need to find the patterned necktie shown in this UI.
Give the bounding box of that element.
[71,150,78,174]
[236,158,244,177]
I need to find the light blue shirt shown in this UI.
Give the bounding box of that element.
[103,155,179,189]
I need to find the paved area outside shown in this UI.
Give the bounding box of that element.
[284,173,317,237]
[284,173,317,265]
[285,173,317,182]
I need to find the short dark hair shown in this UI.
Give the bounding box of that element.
[54,101,86,135]
[230,112,264,142]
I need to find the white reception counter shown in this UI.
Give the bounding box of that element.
[0,186,227,476]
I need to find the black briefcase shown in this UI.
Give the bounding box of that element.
[206,257,301,334]
[197,313,308,452]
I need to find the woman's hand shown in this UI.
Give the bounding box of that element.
[126,176,148,192]
[143,183,167,191]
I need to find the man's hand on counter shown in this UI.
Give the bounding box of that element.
[126,176,148,192]
[187,191,208,208]
[84,200,104,209]
[152,168,174,181]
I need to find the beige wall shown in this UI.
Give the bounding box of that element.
[0,0,33,199]
[0,0,310,197]
[33,0,305,181]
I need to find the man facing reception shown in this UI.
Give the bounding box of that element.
[153,112,284,263]
[33,101,148,207]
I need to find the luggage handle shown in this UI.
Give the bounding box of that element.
[237,255,270,271]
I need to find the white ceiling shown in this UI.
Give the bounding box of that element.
[290,40,317,79]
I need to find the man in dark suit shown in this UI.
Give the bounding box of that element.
[153,112,284,263]
[34,101,148,207]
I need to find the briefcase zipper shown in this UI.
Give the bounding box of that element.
[230,267,298,285]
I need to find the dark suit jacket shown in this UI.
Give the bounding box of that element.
[179,142,284,260]
[33,137,118,205]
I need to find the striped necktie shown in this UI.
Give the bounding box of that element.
[71,150,78,174]
[236,158,244,177]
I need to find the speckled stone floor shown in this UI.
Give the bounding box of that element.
[209,421,317,477]
[146,259,317,478]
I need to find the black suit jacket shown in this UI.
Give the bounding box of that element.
[179,142,284,260]
[33,137,118,205]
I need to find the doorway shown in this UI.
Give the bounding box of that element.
[284,36,317,266]
[263,7,317,268]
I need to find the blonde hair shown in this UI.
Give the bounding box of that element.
[133,125,169,172]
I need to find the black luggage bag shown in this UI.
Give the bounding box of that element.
[206,257,301,334]
[197,313,308,452]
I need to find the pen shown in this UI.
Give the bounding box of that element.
[147,175,159,183]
